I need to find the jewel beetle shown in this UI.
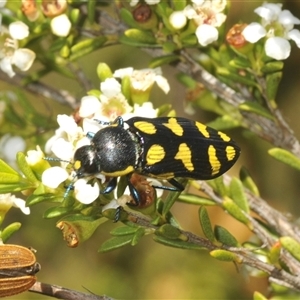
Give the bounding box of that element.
[0,244,40,297]
[72,116,240,212]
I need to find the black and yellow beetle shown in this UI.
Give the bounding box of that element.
[72,116,240,209]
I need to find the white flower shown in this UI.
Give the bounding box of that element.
[0,134,26,163]
[130,0,160,6]
[169,11,187,30]
[183,0,227,46]
[42,166,69,189]
[0,193,30,215]
[114,67,170,94]
[51,14,71,37]
[242,3,300,60]
[26,145,44,166]
[73,178,100,204]
[0,21,35,77]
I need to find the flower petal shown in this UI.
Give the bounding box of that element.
[12,48,36,71]
[242,22,266,43]
[74,179,100,204]
[42,166,69,189]
[265,37,291,60]
[195,24,218,46]
[51,14,71,37]
[13,197,30,215]
[9,21,29,40]
[288,29,300,48]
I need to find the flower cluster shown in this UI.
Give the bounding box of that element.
[41,67,168,205]
[242,3,300,60]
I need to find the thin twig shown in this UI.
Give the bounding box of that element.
[29,281,114,300]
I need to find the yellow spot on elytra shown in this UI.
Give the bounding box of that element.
[134,121,156,134]
[226,146,236,161]
[146,144,165,165]
[175,143,194,172]
[102,166,134,177]
[74,161,81,170]
[218,131,231,142]
[163,118,184,136]
[208,145,221,175]
[195,122,209,138]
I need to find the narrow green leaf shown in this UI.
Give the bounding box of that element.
[87,0,96,24]
[1,222,21,243]
[96,63,113,82]
[178,193,215,206]
[0,173,22,183]
[70,37,107,61]
[110,226,139,236]
[239,101,274,120]
[162,179,187,217]
[0,182,36,193]
[0,159,19,176]
[43,206,70,219]
[26,193,63,206]
[153,235,204,250]
[266,72,282,100]
[239,167,260,196]
[223,197,251,227]
[268,148,300,171]
[280,236,300,261]
[16,152,38,183]
[213,176,227,197]
[214,225,239,247]
[155,224,183,240]
[99,235,133,253]
[210,249,239,262]
[206,115,241,131]
[261,61,284,73]
[120,29,156,46]
[199,207,215,242]
[229,177,249,213]
[149,54,179,68]
[253,291,268,300]
[131,227,145,246]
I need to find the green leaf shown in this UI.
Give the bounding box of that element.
[212,176,227,197]
[26,193,62,206]
[268,148,300,171]
[199,207,215,242]
[178,193,215,206]
[153,235,204,250]
[210,249,239,262]
[43,206,70,219]
[229,178,249,213]
[110,226,139,236]
[131,227,145,246]
[253,291,268,300]
[1,222,21,243]
[266,72,282,100]
[120,29,156,46]
[0,173,22,184]
[99,235,133,253]
[162,179,187,217]
[239,167,260,196]
[206,115,241,131]
[261,61,284,74]
[223,197,251,227]
[87,0,96,24]
[0,159,19,176]
[155,224,183,240]
[214,225,239,247]
[70,37,107,61]
[96,63,113,82]
[280,236,300,261]
[239,101,274,120]
[149,54,179,68]
[16,152,38,183]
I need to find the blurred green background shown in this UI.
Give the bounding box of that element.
[3,1,300,299]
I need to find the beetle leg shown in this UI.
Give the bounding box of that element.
[101,177,118,194]
[126,174,141,206]
[152,178,184,192]
[114,206,123,222]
